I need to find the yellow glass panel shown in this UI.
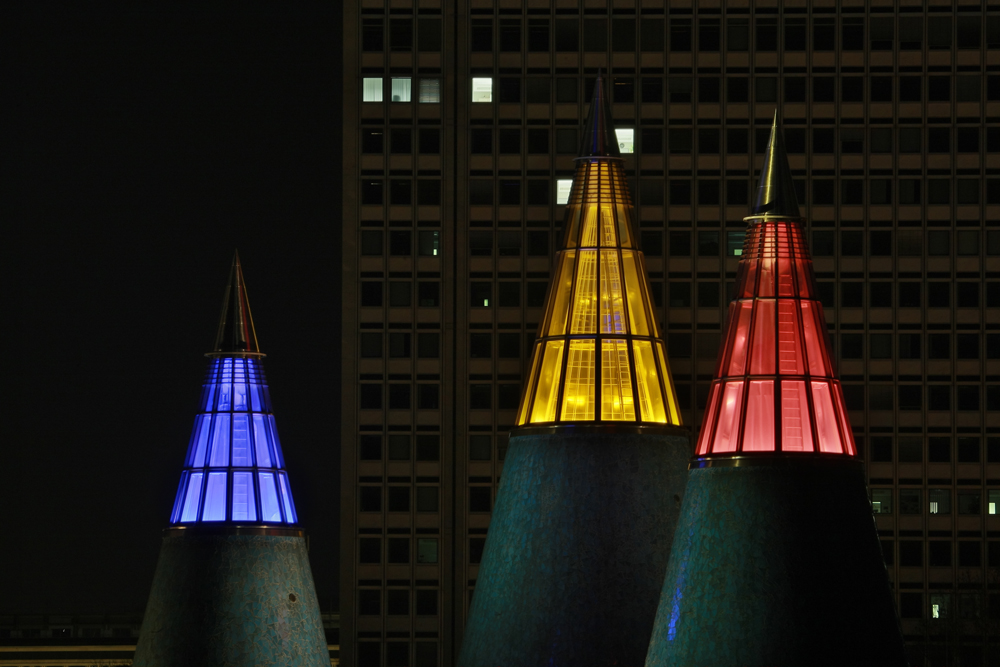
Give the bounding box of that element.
[656,341,682,425]
[562,205,583,249]
[601,339,636,421]
[620,251,650,336]
[530,340,566,424]
[632,340,666,423]
[579,205,598,247]
[599,250,626,334]
[600,206,616,246]
[560,340,595,421]
[570,250,598,334]
[545,250,576,336]
[616,204,632,248]
[517,342,544,425]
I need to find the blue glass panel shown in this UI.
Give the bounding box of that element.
[252,415,272,467]
[233,359,249,411]
[180,472,203,522]
[268,415,286,467]
[278,472,298,524]
[216,360,232,410]
[258,472,282,522]
[187,414,212,467]
[202,472,227,521]
[208,414,230,466]
[200,381,216,413]
[231,414,251,466]
[170,472,188,523]
[250,383,265,412]
[231,472,257,522]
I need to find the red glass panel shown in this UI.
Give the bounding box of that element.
[776,257,794,296]
[695,382,722,456]
[757,258,775,297]
[740,259,758,299]
[741,380,775,452]
[799,301,829,377]
[794,257,813,298]
[725,301,754,377]
[780,380,814,452]
[810,380,842,454]
[777,299,805,375]
[749,299,776,375]
[832,382,856,456]
[712,381,745,453]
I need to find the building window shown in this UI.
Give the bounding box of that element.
[417,538,438,563]
[363,77,383,102]
[391,78,411,102]
[471,77,492,103]
[556,179,573,205]
[929,489,951,515]
[469,486,492,512]
[871,489,892,514]
[615,128,634,154]
[419,78,441,103]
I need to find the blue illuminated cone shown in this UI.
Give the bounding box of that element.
[458,75,691,667]
[133,253,328,667]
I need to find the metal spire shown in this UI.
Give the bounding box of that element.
[212,250,262,356]
[578,71,621,159]
[751,111,801,217]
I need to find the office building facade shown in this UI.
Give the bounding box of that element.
[342,2,1000,665]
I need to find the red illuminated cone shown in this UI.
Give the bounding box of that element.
[644,115,907,667]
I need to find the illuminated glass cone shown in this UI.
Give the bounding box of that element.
[645,116,906,667]
[133,253,328,667]
[459,75,690,667]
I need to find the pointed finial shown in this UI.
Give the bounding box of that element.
[578,70,621,159]
[751,111,800,217]
[212,250,262,356]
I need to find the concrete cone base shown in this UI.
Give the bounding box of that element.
[133,534,328,667]
[646,459,906,667]
[458,429,690,667]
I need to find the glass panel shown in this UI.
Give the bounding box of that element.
[208,414,231,467]
[570,250,598,333]
[811,381,843,453]
[656,341,682,425]
[561,340,596,421]
[188,414,212,467]
[695,382,722,455]
[517,344,543,425]
[713,381,745,453]
[757,258,775,297]
[363,77,383,102]
[546,251,576,336]
[794,256,812,298]
[216,360,232,410]
[180,472,203,522]
[417,538,439,563]
[202,472,227,521]
[259,472,282,522]
[780,380,814,452]
[201,365,217,410]
[268,415,285,467]
[233,365,249,411]
[530,340,565,423]
[579,206,598,246]
[419,78,441,103]
[250,382,265,412]
[232,472,257,522]
[777,299,805,374]
[471,77,492,102]
[231,414,251,466]
[833,383,856,455]
[391,77,412,102]
[278,473,298,524]
[252,414,273,467]
[725,300,754,376]
[170,472,188,524]
[800,301,831,376]
[615,128,634,153]
[741,380,775,451]
[634,341,666,423]
[599,250,627,334]
[621,251,650,336]
[600,206,617,246]
[557,179,573,205]
[602,339,636,421]
[749,299,776,374]
[615,204,632,248]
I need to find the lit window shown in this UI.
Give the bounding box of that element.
[363,77,383,102]
[557,179,573,204]
[726,231,745,256]
[989,490,1000,515]
[419,78,441,103]
[472,77,493,102]
[615,128,634,154]
[871,489,892,514]
[391,77,412,102]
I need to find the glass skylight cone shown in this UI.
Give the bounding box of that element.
[694,117,856,458]
[168,254,299,525]
[516,78,681,427]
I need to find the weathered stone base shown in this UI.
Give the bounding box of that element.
[133,534,328,667]
[458,428,691,667]
[646,459,907,667]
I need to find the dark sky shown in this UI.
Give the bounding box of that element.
[2,2,342,613]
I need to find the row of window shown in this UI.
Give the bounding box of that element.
[360,486,493,514]
[360,280,548,309]
[843,332,1000,358]
[358,588,439,616]
[845,384,994,413]
[361,16,995,55]
[358,434,507,462]
[868,436,1000,464]
[873,489,1000,515]
[898,592,1000,621]
[883,541,998,571]
[360,384,521,411]
[362,74,999,105]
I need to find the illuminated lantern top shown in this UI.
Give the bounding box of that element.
[168,253,299,526]
[516,75,682,428]
[695,115,855,458]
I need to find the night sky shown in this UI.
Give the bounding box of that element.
[3,3,342,613]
